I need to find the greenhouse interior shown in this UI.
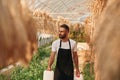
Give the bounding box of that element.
[0,0,120,80]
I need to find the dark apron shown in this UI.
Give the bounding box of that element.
[54,39,74,80]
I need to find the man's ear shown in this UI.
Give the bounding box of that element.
[66,31,69,34]
[66,30,69,33]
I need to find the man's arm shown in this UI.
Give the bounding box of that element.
[47,52,56,71]
[73,52,79,70]
[73,51,80,77]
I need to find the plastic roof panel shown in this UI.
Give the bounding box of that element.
[28,0,90,22]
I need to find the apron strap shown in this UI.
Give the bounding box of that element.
[59,40,62,48]
[59,39,71,49]
[68,39,71,49]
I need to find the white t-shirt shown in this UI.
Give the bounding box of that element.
[52,39,77,55]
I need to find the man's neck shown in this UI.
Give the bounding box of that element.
[61,37,69,42]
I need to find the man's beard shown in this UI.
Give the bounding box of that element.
[59,34,66,39]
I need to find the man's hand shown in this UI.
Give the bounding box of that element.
[76,68,80,77]
[47,66,51,71]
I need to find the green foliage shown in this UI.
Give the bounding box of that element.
[10,47,52,80]
[83,63,95,80]
[0,74,7,80]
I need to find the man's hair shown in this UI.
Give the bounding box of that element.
[60,24,69,32]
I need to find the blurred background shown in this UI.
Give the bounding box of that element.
[0,0,120,80]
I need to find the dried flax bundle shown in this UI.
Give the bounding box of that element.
[95,0,120,80]
[0,0,37,67]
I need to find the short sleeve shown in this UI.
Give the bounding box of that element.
[52,41,57,52]
[73,41,77,52]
